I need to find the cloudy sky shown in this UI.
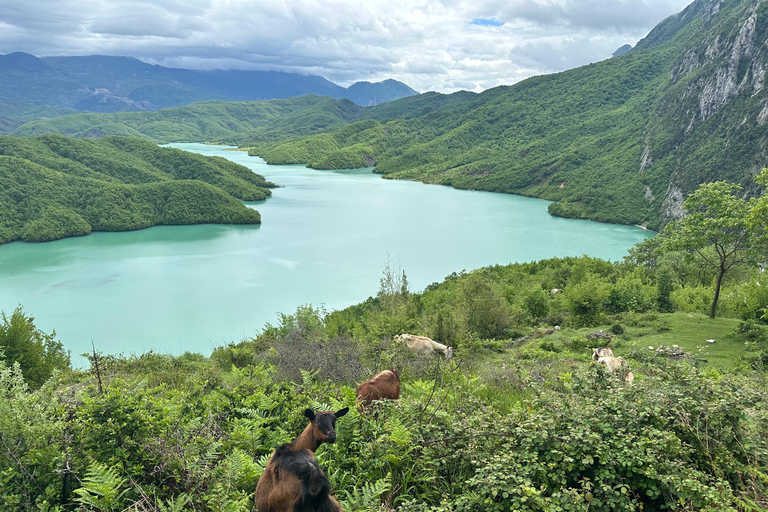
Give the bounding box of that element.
[0,0,693,93]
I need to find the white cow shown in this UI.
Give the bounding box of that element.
[395,334,453,361]
[596,355,634,384]
[592,347,614,360]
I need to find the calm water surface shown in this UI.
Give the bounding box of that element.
[0,144,652,364]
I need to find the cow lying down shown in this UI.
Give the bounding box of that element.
[356,369,400,409]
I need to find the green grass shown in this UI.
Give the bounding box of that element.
[464,313,750,390]
[618,312,745,369]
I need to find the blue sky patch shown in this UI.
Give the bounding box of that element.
[470,18,504,27]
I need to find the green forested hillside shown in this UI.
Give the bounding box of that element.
[0,135,274,244]
[251,49,676,227]
[0,101,77,135]
[249,0,768,230]
[11,96,370,143]
[12,0,768,230]
[11,92,473,145]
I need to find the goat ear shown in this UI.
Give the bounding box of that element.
[304,409,316,421]
[334,407,350,418]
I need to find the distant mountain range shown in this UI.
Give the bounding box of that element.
[0,52,417,114]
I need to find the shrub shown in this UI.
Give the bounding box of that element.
[655,265,675,312]
[0,306,70,389]
[453,366,768,511]
[565,335,591,352]
[522,289,550,322]
[270,332,367,384]
[727,277,768,323]
[538,339,561,353]
[606,273,653,314]
[564,273,611,327]
[457,271,515,339]
[671,285,713,314]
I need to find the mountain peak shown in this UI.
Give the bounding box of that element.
[612,44,632,57]
[0,52,53,73]
[344,79,418,106]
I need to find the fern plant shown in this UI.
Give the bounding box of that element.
[340,478,391,512]
[158,493,191,512]
[218,449,261,489]
[72,462,128,512]
[253,453,271,478]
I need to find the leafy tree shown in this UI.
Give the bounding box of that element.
[655,265,675,313]
[457,271,514,339]
[661,169,768,318]
[0,307,70,388]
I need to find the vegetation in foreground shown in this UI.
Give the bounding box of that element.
[3,240,768,510]
[0,135,275,244]
[1,174,767,511]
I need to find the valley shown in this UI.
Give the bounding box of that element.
[0,144,650,366]
[1,0,768,510]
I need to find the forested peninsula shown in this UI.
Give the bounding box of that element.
[0,135,275,244]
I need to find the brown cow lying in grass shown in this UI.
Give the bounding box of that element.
[255,407,349,512]
[395,334,453,361]
[356,369,400,410]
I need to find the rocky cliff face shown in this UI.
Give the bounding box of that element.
[640,0,768,225]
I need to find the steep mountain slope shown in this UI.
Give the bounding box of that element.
[0,135,274,244]
[638,0,768,223]
[249,0,768,230]
[0,53,418,113]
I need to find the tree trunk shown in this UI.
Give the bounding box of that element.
[710,266,725,318]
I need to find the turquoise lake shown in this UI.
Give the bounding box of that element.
[0,144,652,365]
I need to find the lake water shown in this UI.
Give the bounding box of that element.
[0,144,652,365]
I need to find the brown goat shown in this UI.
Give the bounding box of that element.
[254,446,341,512]
[255,407,349,512]
[356,369,401,409]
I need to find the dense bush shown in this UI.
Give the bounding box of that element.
[1,342,766,512]
[672,285,715,314]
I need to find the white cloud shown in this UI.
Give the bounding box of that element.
[0,0,694,92]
